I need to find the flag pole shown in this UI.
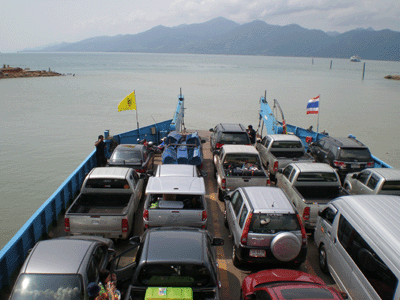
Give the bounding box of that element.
[317,94,320,133]
[134,90,141,140]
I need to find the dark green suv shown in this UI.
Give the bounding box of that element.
[308,135,374,181]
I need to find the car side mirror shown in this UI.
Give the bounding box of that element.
[318,209,324,217]
[108,248,116,257]
[201,171,208,177]
[256,139,261,143]
[340,292,349,299]
[139,173,147,179]
[277,168,283,174]
[212,238,224,246]
[351,174,357,179]
[209,128,214,132]
[129,236,140,246]
[223,194,231,201]
[213,150,220,156]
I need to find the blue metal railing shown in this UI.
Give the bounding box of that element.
[0,92,185,291]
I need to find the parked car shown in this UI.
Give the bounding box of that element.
[209,123,251,153]
[224,186,307,267]
[9,236,116,300]
[314,195,400,300]
[256,134,314,181]
[307,135,374,181]
[241,269,347,300]
[107,144,155,174]
[343,168,400,195]
[113,227,224,300]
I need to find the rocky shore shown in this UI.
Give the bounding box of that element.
[384,75,400,80]
[0,66,63,79]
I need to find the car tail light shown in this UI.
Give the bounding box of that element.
[366,162,374,168]
[297,214,307,245]
[266,178,270,186]
[221,178,226,189]
[122,219,129,233]
[303,207,310,220]
[240,212,253,245]
[273,161,279,172]
[216,143,224,149]
[202,210,207,221]
[64,218,70,232]
[136,168,146,173]
[333,160,346,168]
[143,209,149,221]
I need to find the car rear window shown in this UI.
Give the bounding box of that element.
[338,148,371,160]
[381,181,400,192]
[249,214,300,234]
[271,141,303,149]
[220,133,250,144]
[111,150,142,161]
[10,274,83,300]
[137,263,211,287]
[85,179,130,189]
[297,172,338,182]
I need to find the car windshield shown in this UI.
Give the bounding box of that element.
[111,150,142,162]
[10,274,83,300]
[338,148,371,160]
[137,263,212,287]
[220,133,249,144]
[249,214,300,234]
[279,287,336,299]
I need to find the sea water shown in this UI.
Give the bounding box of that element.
[1,52,399,249]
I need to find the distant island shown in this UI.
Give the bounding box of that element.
[0,65,63,79]
[384,75,400,80]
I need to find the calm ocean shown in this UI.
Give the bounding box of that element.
[1,52,399,249]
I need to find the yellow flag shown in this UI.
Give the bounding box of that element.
[118,91,136,112]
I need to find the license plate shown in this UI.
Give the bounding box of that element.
[352,163,360,168]
[249,249,266,257]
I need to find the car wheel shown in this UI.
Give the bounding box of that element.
[232,245,242,267]
[319,244,329,274]
[218,189,224,202]
[271,232,301,262]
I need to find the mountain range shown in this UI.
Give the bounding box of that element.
[31,17,400,61]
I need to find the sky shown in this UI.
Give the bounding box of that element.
[1,0,400,53]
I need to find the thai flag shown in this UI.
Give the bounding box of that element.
[306,95,319,114]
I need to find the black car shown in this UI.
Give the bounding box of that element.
[107,144,155,174]
[209,123,251,153]
[113,227,224,300]
[308,135,374,181]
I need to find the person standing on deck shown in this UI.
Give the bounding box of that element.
[247,125,256,144]
[95,135,107,167]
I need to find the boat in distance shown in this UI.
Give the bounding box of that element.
[350,55,361,62]
[0,89,392,297]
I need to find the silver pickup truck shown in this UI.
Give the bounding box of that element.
[213,145,269,201]
[143,164,208,229]
[256,134,314,181]
[276,162,349,230]
[64,167,145,240]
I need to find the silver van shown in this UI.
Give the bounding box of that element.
[224,186,307,267]
[314,195,400,300]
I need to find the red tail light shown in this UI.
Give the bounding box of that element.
[367,162,374,168]
[122,219,129,233]
[303,207,310,220]
[143,209,149,221]
[64,218,70,232]
[240,212,253,245]
[221,178,226,189]
[296,214,307,245]
[202,210,207,221]
[136,168,146,173]
[216,143,224,149]
[266,178,270,186]
[273,161,279,172]
[333,160,346,168]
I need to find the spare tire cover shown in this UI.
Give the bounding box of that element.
[270,232,301,262]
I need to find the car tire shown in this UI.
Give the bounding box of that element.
[319,244,330,274]
[270,232,301,262]
[232,245,242,267]
[218,189,224,202]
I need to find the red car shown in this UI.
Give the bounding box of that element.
[241,269,347,300]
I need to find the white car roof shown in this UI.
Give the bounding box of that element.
[155,164,199,177]
[89,167,131,179]
[146,176,206,195]
[222,145,258,154]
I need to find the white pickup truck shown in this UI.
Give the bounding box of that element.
[256,134,315,181]
[64,167,145,240]
[213,145,269,201]
[143,164,208,229]
[276,162,349,230]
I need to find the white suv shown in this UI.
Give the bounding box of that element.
[224,186,307,267]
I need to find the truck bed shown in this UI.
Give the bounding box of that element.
[68,194,131,214]
[295,185,347,203]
